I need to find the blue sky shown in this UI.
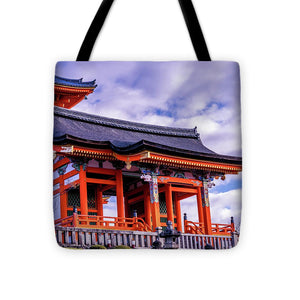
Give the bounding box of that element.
[56,61,242,227]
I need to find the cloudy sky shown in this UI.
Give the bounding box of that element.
[56,61,242,228]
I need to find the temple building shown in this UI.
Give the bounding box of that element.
[53,76,242,248]
[54,76,97,109]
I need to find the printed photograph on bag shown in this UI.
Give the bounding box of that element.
[53,61,242,249]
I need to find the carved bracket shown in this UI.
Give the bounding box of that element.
[58,164,68,175]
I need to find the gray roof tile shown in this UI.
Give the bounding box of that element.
[54,107,241,165]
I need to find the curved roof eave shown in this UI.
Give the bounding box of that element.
[54,134,242,166]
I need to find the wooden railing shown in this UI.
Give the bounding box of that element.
[54,215,74,227]
[55,226,237,249]
[184,220,205,234]
[184,220,234,236]
[55,226,157,248]
[178,233,235,249]
[55,214,152,232]
[211,223,234,235]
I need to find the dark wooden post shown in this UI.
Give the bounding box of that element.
[183,213,188,233]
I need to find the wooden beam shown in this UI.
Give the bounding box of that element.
[158,176,202,186]
[86,178,116,186]
[53,157,70,171]
[128,194,145,205]
[86,167,116,176]
[177,193,194,201]
[99,184,115,192]
[53,177,60,186]
[158,185,167,193]
[53,189,60,195]
[53,169,78,185]
[170,186,198,194]
[125,185,145,197]
[63,180,79,193]
[63,169,78,180]
[148,153,242,174]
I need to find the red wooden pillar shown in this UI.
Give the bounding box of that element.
[196,186,204,224]
[96,185,103,216]
[165,184,174,225]
[149,176,160,230]
[79,165,88,216]
[59,174,67,219]
[144,187,152,227]
[203,206,212,235]
[150,202,160,230]
[116,169,125,219]
[174,193,182,232]
[202,181,212,235]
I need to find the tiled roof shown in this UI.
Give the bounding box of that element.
[55,76,97,88]
[54,107,241,164]
[55,106,198,138]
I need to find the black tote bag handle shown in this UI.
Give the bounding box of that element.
[76,0,211,61]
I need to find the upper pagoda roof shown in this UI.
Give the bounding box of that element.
[55,76,97,89]
[54,107,242,166]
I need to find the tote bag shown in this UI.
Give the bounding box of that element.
[53,0,242,250]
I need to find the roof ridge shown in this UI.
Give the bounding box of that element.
[55,76,97,87]
[55,76,83,83]
[54,106,199,138]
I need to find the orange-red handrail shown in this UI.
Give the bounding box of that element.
[184,220,205,234]
[211,223,234,234]
[55,216,73,227]
[184,220,234,236]
[55,214,152,232]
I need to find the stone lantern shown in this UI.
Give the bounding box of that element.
[159,221,181,249]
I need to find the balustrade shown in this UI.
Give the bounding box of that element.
[55,214,152,232]
[55,226,237,249]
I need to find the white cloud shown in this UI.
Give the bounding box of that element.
[210,189,242,226]
[180,195,198,223]
[103,196,117,217]
[179,188,242,229]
